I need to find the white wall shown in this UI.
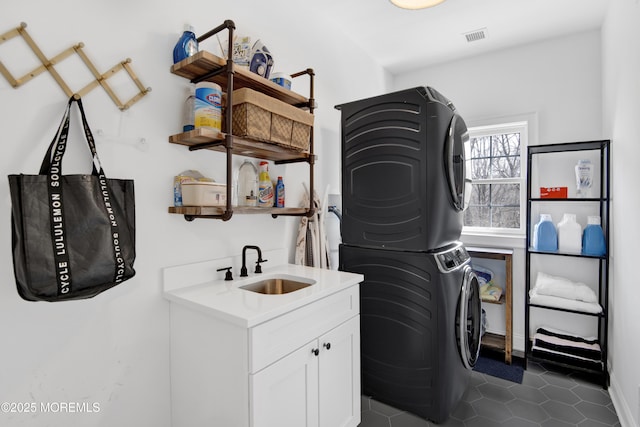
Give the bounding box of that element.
[0,1,389,425]
[394,30,603,145]
[602,0,640,425]
[393,30,603,353]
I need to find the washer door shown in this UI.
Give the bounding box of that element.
[445,113,472,212]
[456,265,482,369]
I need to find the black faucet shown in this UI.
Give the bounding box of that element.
[216,266,233,281]
[240,245,267,277]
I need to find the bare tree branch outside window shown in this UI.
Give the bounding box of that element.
[464,132,521,229]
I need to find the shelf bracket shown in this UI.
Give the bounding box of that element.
[192,20,236,85]
[274,154,316,165]
[271,208,316,219]
[185,210,233,222]
[188,140,226,151]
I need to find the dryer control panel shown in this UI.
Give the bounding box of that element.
[435,244,470,274]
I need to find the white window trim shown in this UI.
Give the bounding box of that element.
[462,112,538,240]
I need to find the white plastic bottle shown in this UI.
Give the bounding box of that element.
[557,213,582,254]
[258,161,274,207]
[237,160,258,207]
[182,86,195,132]
[575,159,593,198]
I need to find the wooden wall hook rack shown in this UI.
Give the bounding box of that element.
[0,22,151,110]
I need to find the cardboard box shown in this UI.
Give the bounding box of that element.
[540,187,568,198]
[181,182,227,206]
[229,88,314,151]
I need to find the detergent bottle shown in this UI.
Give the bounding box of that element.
[533,214,558,252]
[173,24,198,64]
[582,216,606,256]
[557,213,582,254]
[258,162,274,207]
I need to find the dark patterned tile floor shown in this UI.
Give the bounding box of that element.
[359,361,620,427]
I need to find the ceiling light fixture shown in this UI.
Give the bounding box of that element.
[389,0,447,9]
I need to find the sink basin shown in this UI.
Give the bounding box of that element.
[240,277,315,295]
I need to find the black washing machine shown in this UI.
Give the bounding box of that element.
[339,242,481,423]
[336,86,471,252]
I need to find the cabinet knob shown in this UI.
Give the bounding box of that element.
[323,342,331,350]
[312,348,319,356]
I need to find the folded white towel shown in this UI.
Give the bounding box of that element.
[534,272,598,303]
[529,288,603,314]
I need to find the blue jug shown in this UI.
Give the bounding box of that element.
[582,216,606,256]
[533,214,558,252]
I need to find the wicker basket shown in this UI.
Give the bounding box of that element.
[231,102,271,142]
[228,88,313,151]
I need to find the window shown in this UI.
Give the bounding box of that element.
[464,121,527,234]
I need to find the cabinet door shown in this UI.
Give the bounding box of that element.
[318,315,361,427]
[250,340,319,427]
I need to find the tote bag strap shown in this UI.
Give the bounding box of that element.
[76,97,105,177]
[39,97,100,176]
[43,96,127,297]
[39,97,72,175]
[75,97,129,286]
[43,98,74,295]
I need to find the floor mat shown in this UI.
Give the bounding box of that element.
[473,355,524,383]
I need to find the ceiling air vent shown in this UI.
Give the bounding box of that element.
[464,28,488,43]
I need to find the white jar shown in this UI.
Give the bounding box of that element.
[270,72,292,90]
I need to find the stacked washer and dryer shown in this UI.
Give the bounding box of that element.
[336,87,482,424]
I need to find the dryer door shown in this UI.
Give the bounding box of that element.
[456,265,482,369]
[445,113,472,212]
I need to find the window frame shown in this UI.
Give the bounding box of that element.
[463,119,529,237]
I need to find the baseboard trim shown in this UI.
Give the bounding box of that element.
[609,367,638,427]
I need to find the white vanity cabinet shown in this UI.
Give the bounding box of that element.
[167,272,361,427]
[251,315,360,427]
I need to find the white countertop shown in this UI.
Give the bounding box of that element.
[164,263,363,328]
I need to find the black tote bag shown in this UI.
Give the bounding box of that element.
[8,96,136,301]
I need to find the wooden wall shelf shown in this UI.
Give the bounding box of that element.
[169,128,313,163]
[170,51,309,108]
[169,206,310,217]
[167,20,315,221]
